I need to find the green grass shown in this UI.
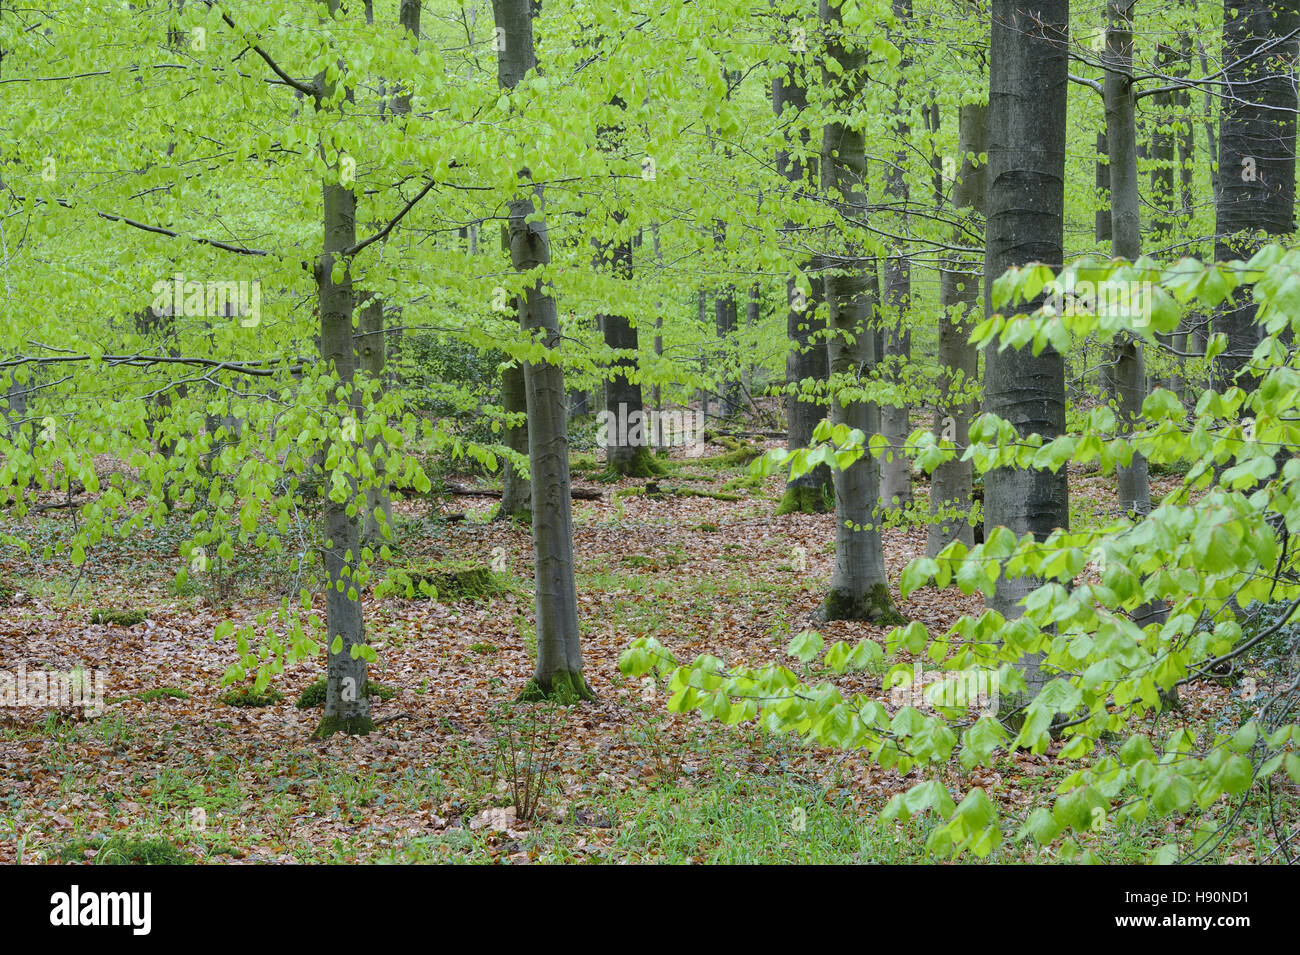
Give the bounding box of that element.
[53,835,190,865]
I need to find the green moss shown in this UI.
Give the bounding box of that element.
[135,687,189,702]
[217,686,284,707]
[89,608,148,626]
[696,434,763,468]
[569,452,600,474]
[295,677,397,709]
[597,447,670,481]
[393,559,509,602]
[775,484,834,515]
[697,523,719,533]
[54,836,190,865]
[312,713,376,739]
[671,486,741,502]
[722,472,764,492]
[517,670,596,704]
[819,583,905,625]
[468,642,500,655]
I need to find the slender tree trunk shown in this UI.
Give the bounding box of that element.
[357,294,393,542]
[713,221,740,420]
[1095,132,1111,242]
[493,0,592,702]
[984,0,1070,699]
[314,56,372,737]
[879,0,915,513]
[928,102,987,557]
[599,234,656,476]
[1104,0,1150,517]
[498,359,532,519]
[774,56,832,513]
[818,0,900,624]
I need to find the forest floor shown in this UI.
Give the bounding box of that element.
[0,434,1284,863]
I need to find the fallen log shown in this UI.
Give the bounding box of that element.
[443,482,602,501]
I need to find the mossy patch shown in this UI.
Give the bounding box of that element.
[818,583,906,625]
[312,714,376,739]
[109,686,190,704]
[53,835,190,865]
[467,642,499,655]
[596,447,670,481]
[697,434,763,468]
[517,670,596,704]
[622,545,688,572]
[217,686,284,708]
[388,558,509,602]
[775,484,834,515]
[295,677,398,709]
[89,608,148,626]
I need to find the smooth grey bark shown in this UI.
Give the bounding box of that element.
[596,155,652,473]
[774,59,832,511]
[818,0,899,624]
[1150,39,1187,396]
[984,0,1070,697]
[713,221,741,420]
[316,151,370,738]
[1214,0,1300,392]
[1103,0,1150,518]
[498,358,532,518]
[928,102,987,558]
[493,0,591,701]
[879,0,915,513]
[1095,132,1111,242]
[357,294,392,542]
[593,93,650,476]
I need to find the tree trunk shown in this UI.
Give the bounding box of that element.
[879,0,915,514]
[928,102,987,557]
[817,0,900,624]
[314,126,372,738]
[357,293,392,543]
[498,359,532,520]
[984,0,1070,699]
[599,233,656,476]
[773,58,832,513]
[493,0,592,702]
[1104,0,1150,518]
[1214,0,1299,393]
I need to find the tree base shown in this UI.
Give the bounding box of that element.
[775,484,833,515]
[818,582,905,625]
[493,505,532,524]
[598,448,669,481]
[517,670,596,704]
[312,714,376,739]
